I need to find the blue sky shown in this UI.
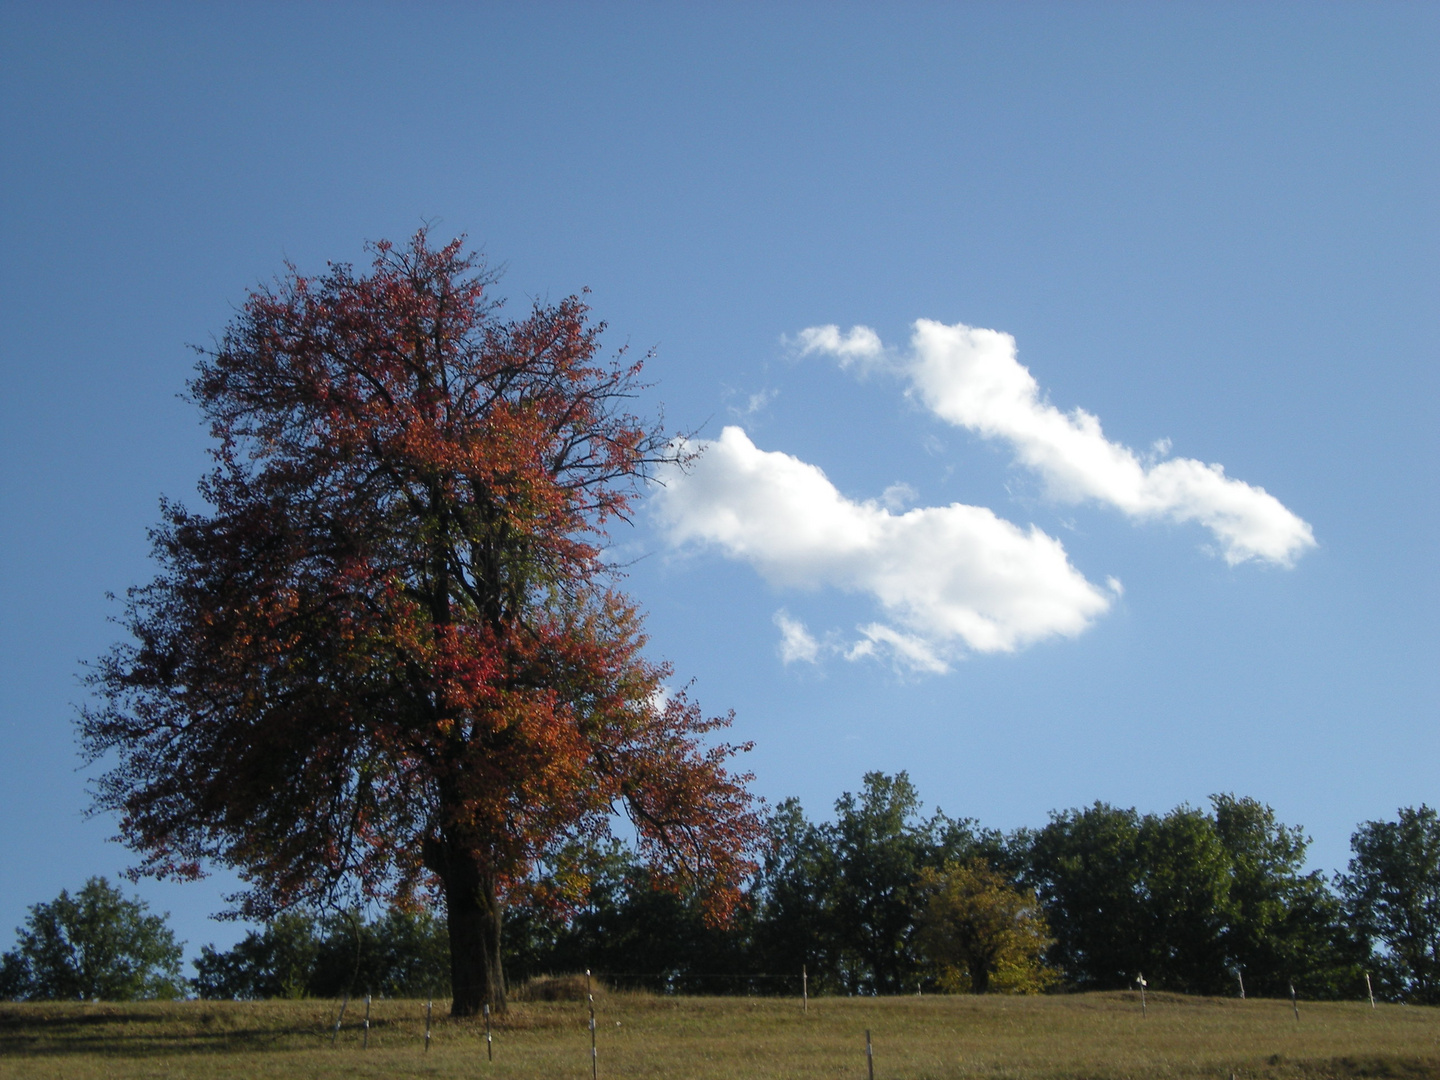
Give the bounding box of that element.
[1,3,1435,962]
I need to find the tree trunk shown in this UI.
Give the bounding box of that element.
[428,837,506,1016]
[970,953,991,994]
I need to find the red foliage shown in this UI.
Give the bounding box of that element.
[81,232,761,1012]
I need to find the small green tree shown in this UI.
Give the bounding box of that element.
[749,798,839,990]
[917,859,1056,994]
[1214,794,1361,998]
[0,877,184,1001]
[1021,802,1149,989]
[194,907,451,999]
[310,907,451,998]
[193,911,320,1000]
[1136,805,1234,993]
[750,773,991,995]
[1341,805,1440,1003]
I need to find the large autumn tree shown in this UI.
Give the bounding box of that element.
[81,232,762,1015]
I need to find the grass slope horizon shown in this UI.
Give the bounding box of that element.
[2,991,1433,1079]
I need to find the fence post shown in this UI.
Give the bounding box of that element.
[1236,969,1245,999]
[1289,982,1300,1023]
[1365,972,1376,1009]
[425,998,432,1053]
[331,993,349,1048]
[587,969,598,1080]
[1136,973,1147,1017]
[485,1002,493,1061]
[363,993,371,1050]
[802,964,808,1014]
[866,1029,875,1080]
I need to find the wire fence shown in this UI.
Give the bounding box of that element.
[578,970,805,995]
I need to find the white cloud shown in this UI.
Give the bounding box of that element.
[792,324,886,369]
[847,624,949,675]
[773,610,821,665]
[799,320,1316,566]
[880,482,919,511]
[728,387,777,419]
[656,426,1111,672]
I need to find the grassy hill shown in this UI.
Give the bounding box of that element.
[1,990,1434,1079]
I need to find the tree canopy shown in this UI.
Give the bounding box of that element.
[182,777,1383,1004]
[80,232,762,1014]
[1021,796,1360,996]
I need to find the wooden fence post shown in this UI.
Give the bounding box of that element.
[587,969,598,1080]
[363,993,371,1050]
[1365,972,1376,1009]
[866,1028,875,1080]
[802,964,808,1014]
[424,998,432,1053]
[485,1002,493,1061]
[331,993,348,1048]
[1289,982,1300,1023]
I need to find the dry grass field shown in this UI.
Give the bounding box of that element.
[1,990,1435,1080]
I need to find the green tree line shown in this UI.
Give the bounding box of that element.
[4,781,1436,1003]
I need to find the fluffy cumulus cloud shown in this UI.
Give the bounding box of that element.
[656,427,1111,672]
[798,321,1316,566]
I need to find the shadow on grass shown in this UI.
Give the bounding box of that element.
[0,1031,336,1058]
[1294,1059,1437,1079]
[0,1004,346,1057]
